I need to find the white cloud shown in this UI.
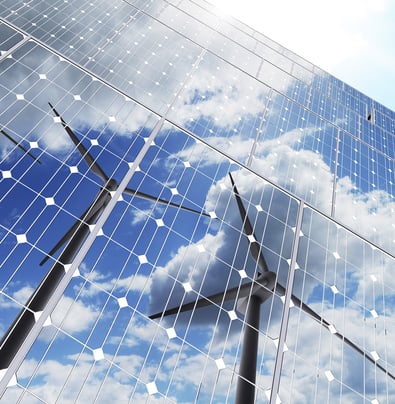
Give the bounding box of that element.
[175,65,268,128]
[4,286,35,308]
[172,134,252,168]
[50,295,97,334]
[130,207,153,225]
[79,271,152,298]
[148,230,230,316]
[12,354,150,403]
[281,300,395,400]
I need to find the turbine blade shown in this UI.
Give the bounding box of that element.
[229,172,269,273]
[275,284,395,380]
[48,102,108,182]
[40,191,105,266]
[40,209,90,266]
[149,284,245,320]
[1,129,42,164]
[123,186,210,217]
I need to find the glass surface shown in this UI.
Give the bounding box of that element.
[0,39,159,369]
[251,93,338,215]
[0,1,394,403]
[282,47,314,72]
[1,0,203,115]
[0,34,300,402]
[1,64,300,400]
[157,2,261,76]
[0,22,24,53]
[335,131,395,254]
[168,50,270,166]
[258,61,299,97]
[278,206,394,403]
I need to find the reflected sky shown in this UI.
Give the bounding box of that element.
[0,2,394,403]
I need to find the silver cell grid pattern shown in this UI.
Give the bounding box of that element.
[0,1,394,403]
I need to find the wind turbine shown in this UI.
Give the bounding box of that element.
[0,102,208,372]
[0,129,42,164]
[150,172,394,403]
[40,102,209,265]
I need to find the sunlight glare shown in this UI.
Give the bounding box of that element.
[210,0,239,20]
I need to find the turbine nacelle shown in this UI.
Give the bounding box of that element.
[104,178,118,192]
[236,271,276,315]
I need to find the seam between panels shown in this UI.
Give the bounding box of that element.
[0,32,30,63]
[269,200,304,404]
[0,40,207,395]
[331,128,341,217]
[246,88,273,168]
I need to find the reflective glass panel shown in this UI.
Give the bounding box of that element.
[279,206,394,403]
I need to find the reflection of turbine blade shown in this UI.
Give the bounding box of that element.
[275,283,395,380]
[123,186,210,217]
[150,274,279,320]
[49,103,209,217]
[1,129,42,164]
[0,199,100,371]
[40,190,106,266]
[229,172,269,274]
[39,210,89,266]
[48,102,108,182]
[149,284,244,320]
[46,104,209,266]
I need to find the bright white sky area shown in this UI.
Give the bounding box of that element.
[208,0,395,111]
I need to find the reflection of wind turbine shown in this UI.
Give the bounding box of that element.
[0,103,207,372]
[150,172,394,404]
[40,102,209,265]
[0,129,42,164]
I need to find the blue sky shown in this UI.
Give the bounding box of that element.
[209,0,395,111]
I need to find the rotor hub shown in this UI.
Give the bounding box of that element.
[236,271,277,314]
[105,178,118,191]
